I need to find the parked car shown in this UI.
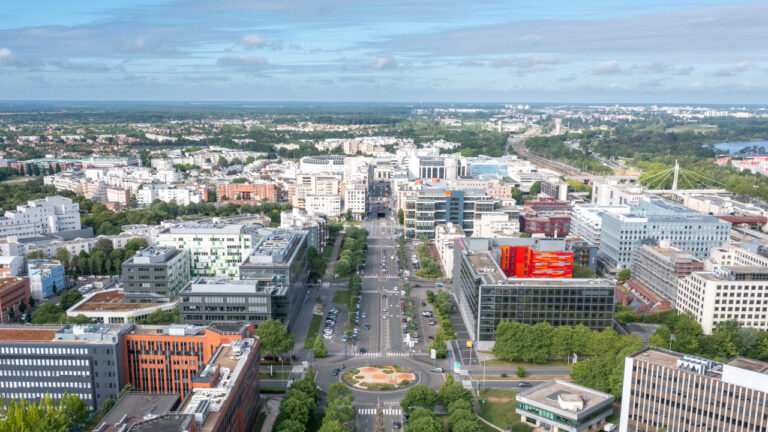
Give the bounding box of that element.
[429,367,443,373]
[359,347,366,353]
[393,421,402,429]
[331,368,340,376]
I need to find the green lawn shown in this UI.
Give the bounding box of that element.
[305,314,323,347]
[478,388,521,430]
[480,356,569,367]
[253,411,267,432]
[321,246,333,258]
[331,290,349,304]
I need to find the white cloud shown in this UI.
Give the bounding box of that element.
[240,34,267,49]
[0,47,39,68]
[372,56,397,69]
[217,55,268,68]
[713,61,753,76]
[592,60,628,75]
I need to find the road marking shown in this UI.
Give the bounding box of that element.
[357,408,402,416]
[352,352,422,357]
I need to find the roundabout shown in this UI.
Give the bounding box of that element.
[342,365,416,391]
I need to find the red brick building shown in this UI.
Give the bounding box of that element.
[519,214,571,237]
[217,183,281,202]
[0,278,30,322]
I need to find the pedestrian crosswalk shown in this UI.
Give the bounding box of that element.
[357,408,403,416]
[362,274,399,279]
[353,351,410,357]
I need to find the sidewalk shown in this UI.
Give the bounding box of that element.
[259,398,282,432]
[323,231,344,279]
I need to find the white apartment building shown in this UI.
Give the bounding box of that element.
[472,212,520,238]
[0,196,81,240]
[434,223,465,278]
[305,195,342,217]
[157,224,261,278]
[591,180,645,207]
[137,185,204,206]
[292,174,342,209]
[677,266,768,334]
[705,242,768,271]
[569,204,631,246]
[344,181,367,219]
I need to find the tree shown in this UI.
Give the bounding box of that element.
[447,399,473,415]
[550,325,572,360]
[572,264,595,278]
[327,382,352,402]
[32,302,65,324]
[318,420,350,432]
[517,366,526,378]
[452,420,483,432]
[448,409,479,429]
[276,419,306,432]
[256,319,295,358]
[59,289,83,310]
[101,398,116,414]
[509,423,533,432]
[245,156,256,165]
[405,416,442,432]
[397,208,404,225]
[400,385,438,413]
[437,375,473,408]
[277,397,311,426]
[529,181,541,196]
[7,307,14,320]
[617,269,631,283]
[137,307,179,324]
[648,326,672,349]
[124,237,149,252]
[55,248,71,267]
[217,156,228,167]
[18,301,26,314]
[313,335,328,358]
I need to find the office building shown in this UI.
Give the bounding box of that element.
[569,204,631,247]
[0,278,30,322]
[520,214,571,237]
[591,180,645,207]
[123,322,255,400]
[0,324,126,410]
[434,223,466,278]
[67,289,179,324]
[620,347,768,432]
[453,237,614,349]
[299,155,345,175]
[516,380,614,432]
[0,196,81,240]
[599,197,731,273]
[408,156,469,179]
[180,279,274,325]
[498,246,573,278]
[404,189,499,238]
[122,247,191,303]
[0,255,26,277]
[305,194,342,217]
[217,183,281,202]
[280,208,329,252]
[472,211,521,238]
[523,197,571,215]
[540,178,569,201]
[27,259,65,299]
[630,240,703,307]
[705,241,768,271]
[677,266,768,334]
[565,238,598,273]
[97,393,181,432]
[344,180,367,220]
[157,225,261,278]
[239,229,309,329]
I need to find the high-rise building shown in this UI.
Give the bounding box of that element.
[344,180,367,220]
[569,204,631,247]
[453,237,614,349]
[677,266,768,334]
[540,178,569,201]
[404,188,499,238]
[599,197,731,273]
[0,196,81,240]
[123,322,254,400]
[620,347,768,432]
[0,324,126,410]
[630,240,703,307]
[157,225,261,278]
[239,229,309,329]
[121,247,191,303]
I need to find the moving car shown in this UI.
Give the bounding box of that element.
[359,347,366,353]
[518,382,532,388]
[393,421,402,429]
[331,368,340,376]
[429,367,443,373]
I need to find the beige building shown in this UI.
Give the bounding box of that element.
[434,223,465,278]
[621,347,768,432]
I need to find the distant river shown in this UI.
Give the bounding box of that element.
[714,140,768,154]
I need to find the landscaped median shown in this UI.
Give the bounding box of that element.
[342,365,415,390]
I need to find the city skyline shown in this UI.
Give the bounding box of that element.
[1,0,767,103]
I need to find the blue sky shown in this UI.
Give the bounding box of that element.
[0,0,766,103]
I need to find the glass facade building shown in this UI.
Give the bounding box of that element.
[404,189,499,238]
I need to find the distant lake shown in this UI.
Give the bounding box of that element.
[714,140,768,154]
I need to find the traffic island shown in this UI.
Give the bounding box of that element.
[342,365,416,390]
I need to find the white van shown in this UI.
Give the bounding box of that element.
[603,424,617,432]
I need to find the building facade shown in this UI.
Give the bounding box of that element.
[0,278,30,322]
[179,279,273,325]
[520,214,571,237]
[217,183,281,202]
[599,197,731,272]
[137,185,205,206]
[516,380,614,432]
[620,347,768,432]
[0,256,26,277]
[122,247,191,303]
[280,208,329,252]
[404,189,499,238]
[0,324,126,410]
[569,204,631,247]
[157,225,261,278]
[27,259,65,299]
[631,240,703,307]
[0,196,81,240]
[434,223,466,279]
[677,266,768,334]
[498,246,573,278]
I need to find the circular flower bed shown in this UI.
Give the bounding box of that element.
[342,365,415,390]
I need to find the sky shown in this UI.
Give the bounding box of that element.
[0,0,767,103]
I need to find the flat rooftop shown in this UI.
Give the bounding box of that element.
[631,347,682,369]
[100,393,179,432]
[518,380,613,415]
[0,277,27,294]
[726,357,768,374]
[72,290,165,312]
[467,252,505,285]
[0,326,58,342]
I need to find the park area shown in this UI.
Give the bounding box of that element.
[343,365,415,390]
[478,388,525,431]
